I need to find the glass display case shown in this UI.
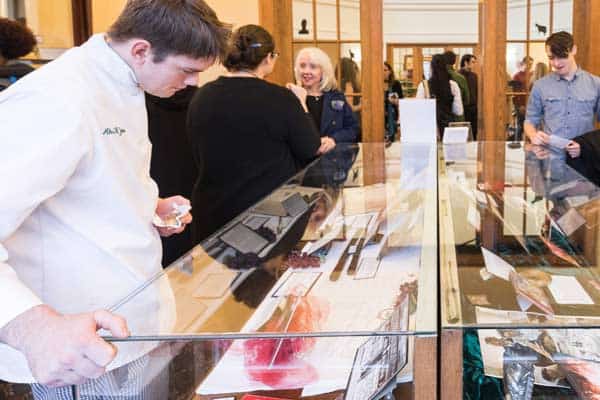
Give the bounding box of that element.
[440,141,600,399]
[64,143,438,400]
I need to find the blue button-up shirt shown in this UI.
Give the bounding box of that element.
[525,68,600,139]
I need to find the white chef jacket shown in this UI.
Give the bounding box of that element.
[0,34,173,382]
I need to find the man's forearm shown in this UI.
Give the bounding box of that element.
[523,121,537,140]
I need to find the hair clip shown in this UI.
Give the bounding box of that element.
[249,43,263,48]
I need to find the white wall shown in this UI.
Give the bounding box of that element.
[383,1,479,44]
[198,0,260,86]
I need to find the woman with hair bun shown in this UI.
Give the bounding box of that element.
[188,24,327,242]
[294,47,358,144]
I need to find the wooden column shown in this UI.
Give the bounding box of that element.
[573,0,600,75]
[71,0,92,46]
[259,0,293,86]
[479,0,507,141]
[359,0,384,142]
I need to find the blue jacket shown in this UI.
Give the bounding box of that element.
[320,90,359,143]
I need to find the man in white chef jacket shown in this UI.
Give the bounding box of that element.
[0,0,230,396]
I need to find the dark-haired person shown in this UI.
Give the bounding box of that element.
[443,50,469,121]
[416,54,463,137]
[0,0,229,393]
[525,31,600,158]
[0,18,36,91]
[294,47,358,143]
[459,54,478,139]
[187,24,323,243]
[383,61,403,142]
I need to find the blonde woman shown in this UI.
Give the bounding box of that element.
[530,62,549,89]
[295,47,359,144]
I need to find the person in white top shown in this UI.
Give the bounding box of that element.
[0,0,229,391]
[416,53,463,136]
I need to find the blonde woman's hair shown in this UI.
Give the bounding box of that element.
[294,47,337,92]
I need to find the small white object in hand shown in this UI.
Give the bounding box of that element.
[153,203,192,229]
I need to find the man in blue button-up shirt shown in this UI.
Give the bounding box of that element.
[525,31,600,158]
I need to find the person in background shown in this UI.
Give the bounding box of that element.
[512,55,533,136]
[0,0,229,395]
[187,25,325,243]
[443,50,469,121]
[384,61,404,142]
[416,54,463,137]
[530,61,549,90]
[294,47,358,144]
[525,31,600,158]
[0,17,36,91]
[459,54,478,139]
[337,56,362,140]
[146,85,198,266]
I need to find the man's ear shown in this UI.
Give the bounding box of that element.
[129,40,152,66]
[571,44,577,57]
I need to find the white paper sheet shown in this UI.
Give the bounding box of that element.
[481,247,515,281]
[548,135,571,149]
[443,126,469,143]
[399,99,437,143]
[548,275,594,305]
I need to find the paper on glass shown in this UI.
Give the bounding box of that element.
[481,247,516,281]
[548,275,593,305]
[556,208,587,236]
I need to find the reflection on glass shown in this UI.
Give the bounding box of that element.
[507,0,527,40]
[553,0,573,33]
[530,0,550,39]
[316,0,336,40]
[441,142,600,329]
[293,0,314,40]
[339,0,360,40]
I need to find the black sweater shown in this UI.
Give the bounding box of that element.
[187,76,321,242]
[146,85,198,265]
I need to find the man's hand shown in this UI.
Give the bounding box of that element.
[0,305,129,387]
[566,141,581,158]
[529,130,550,145]
[155,196,192,237]
[525,143,550,159]
[318,136,336,155]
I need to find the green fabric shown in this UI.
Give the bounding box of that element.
[448,67,471,111]
[463,329,504,400]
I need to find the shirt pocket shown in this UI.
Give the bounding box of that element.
[575,95,596,119]
[543,97,564,119]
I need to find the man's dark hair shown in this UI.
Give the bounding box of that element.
[0,17,37,60]
[460,54,475,68]
[223,24,274,71]
[545,31,574,58]
[108,0,231,63]
[442,50,457,67]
